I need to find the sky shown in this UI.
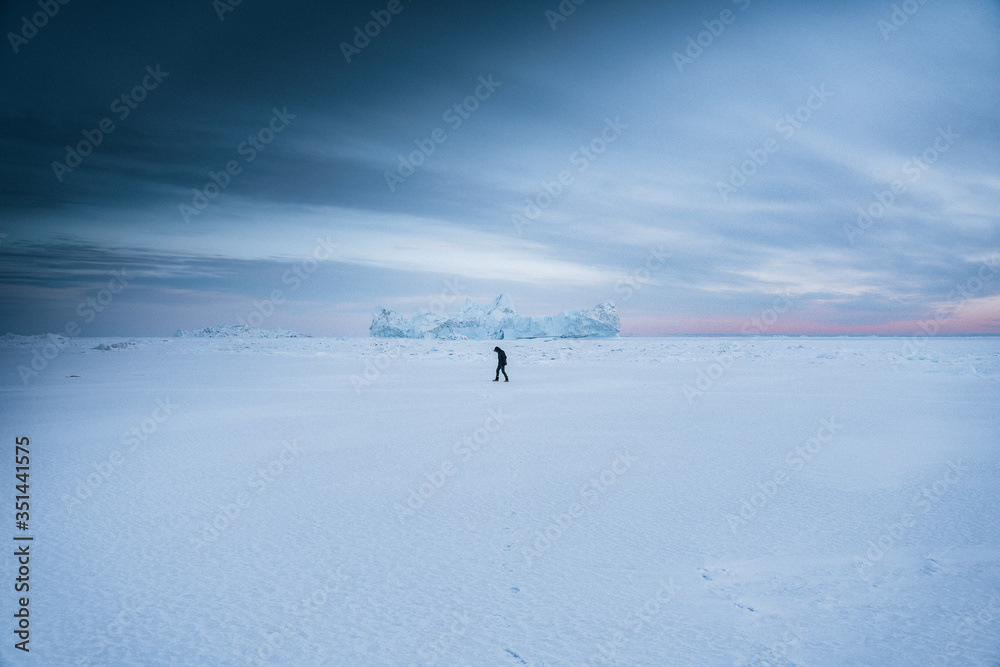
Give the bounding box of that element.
[1,0,998,336]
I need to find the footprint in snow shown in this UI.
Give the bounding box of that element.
[699,566,738,601]
[699,566,730,582]
[504,648,527,664]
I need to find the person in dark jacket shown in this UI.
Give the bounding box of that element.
[493,346,508,382]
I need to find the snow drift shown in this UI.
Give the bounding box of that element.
[369,294,620,339]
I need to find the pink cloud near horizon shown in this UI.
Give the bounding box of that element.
[620,314,1000,336]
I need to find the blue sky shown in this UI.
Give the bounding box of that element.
[1,0,998,336]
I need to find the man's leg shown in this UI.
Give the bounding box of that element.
[495,362,501,381]
[501,365,508,381]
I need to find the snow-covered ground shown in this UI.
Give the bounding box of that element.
[1,335,998,665]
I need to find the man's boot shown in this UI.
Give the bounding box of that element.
[504,377,509,382]
[493,377,499,382]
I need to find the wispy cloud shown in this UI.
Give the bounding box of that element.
[0,0,997,335]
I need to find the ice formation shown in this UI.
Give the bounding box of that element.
[172,324,308,338]
[370,294,620,339]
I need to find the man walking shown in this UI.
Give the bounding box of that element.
[493,346,508,382]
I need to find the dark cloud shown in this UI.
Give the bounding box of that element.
[1,0,998,335]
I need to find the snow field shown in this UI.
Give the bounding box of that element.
[0,335,997,665]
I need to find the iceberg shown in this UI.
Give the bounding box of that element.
[369,294,620,339]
